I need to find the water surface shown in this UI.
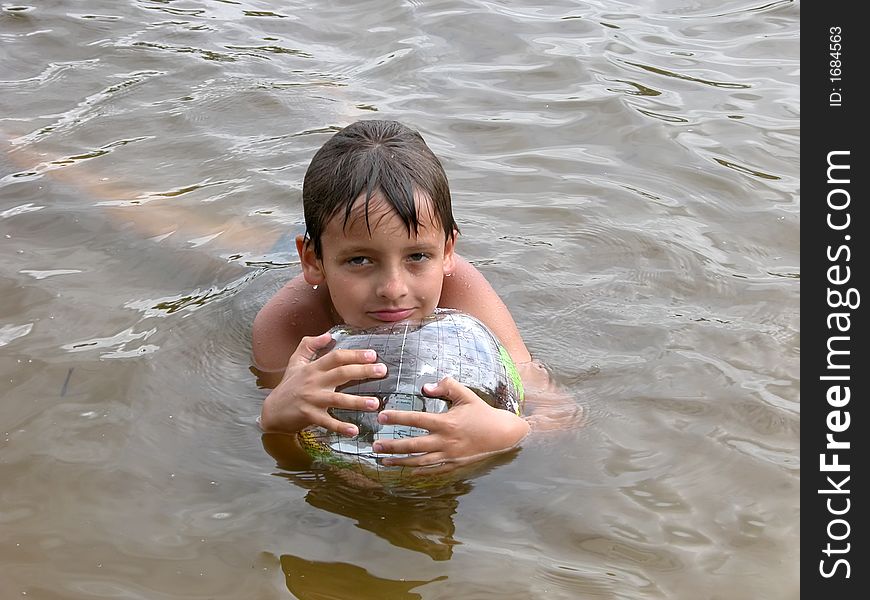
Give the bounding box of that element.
[1,1,799,598]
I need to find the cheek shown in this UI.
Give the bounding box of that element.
[345,276,379,307]
[421,272,444,303]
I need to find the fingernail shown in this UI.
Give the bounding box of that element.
[343,425,358,436]
[382,458,394,466]
[373,364,387,376]
[377,412,389,424]
[365,398,379,410]
[423,383,436,392]
[372,442,383,452]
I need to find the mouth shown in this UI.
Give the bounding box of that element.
[368,308,416,322]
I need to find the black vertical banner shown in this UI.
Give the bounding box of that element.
[803,3,866,597]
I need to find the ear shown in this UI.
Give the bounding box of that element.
[296,234,326,285]
[442,230,457,276]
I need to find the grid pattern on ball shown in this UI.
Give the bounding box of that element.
[307,311,510,482]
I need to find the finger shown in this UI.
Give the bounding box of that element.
[377,409,439,430]
[315,348,380,370]
[287,332,334,368]
[411,461,457,476]
[381,453,458,477]
[422,377,479,406]
[307,412,361,437]
[380,451,447,469]
[372,434,438,456]
[322,362,388,388]
[323,392,381,412]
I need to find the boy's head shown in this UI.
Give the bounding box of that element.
[296,120,460,328]
[301,120,458,258]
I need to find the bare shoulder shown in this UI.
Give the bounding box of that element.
[440,260,580,430]
[439,256,532,364]
[251,273,334,372]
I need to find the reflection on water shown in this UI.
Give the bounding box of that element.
[264,432,472,561]
[277,554,447,600]
[0,0,798,597]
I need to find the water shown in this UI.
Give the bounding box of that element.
[0,1,799,598]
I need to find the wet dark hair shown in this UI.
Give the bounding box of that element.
[302,120,458,258]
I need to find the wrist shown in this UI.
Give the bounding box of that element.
[490,409,530,452]
[260,391,305,433]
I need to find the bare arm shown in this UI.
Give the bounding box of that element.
[251,274,335,374]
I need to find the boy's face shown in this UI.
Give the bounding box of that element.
[298,191,456,328]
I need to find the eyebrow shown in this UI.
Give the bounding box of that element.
[336,241,441,256]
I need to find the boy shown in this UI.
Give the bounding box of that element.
[253,120,548,473]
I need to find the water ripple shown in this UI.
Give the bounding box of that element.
[0,0,799,596]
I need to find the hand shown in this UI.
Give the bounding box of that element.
[259,332,387,435]
[371,377,530,475]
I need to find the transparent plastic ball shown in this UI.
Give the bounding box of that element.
[297,310,524,483]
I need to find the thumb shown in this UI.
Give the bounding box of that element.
[287,332,334,367]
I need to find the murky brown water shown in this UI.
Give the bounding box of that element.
[1,1,799,598]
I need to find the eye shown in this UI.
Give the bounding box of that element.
[407,252,430,262]
[346,256,371,266]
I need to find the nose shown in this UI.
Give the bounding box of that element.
[376,266,409,301]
